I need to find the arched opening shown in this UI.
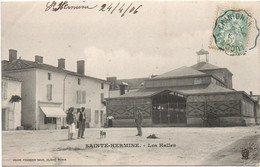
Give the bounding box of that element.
[151,90,186,126]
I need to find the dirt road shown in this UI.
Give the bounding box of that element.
[2,126,260,166]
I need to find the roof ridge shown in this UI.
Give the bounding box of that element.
[2,59,107,82]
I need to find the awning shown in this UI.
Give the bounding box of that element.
[40,107,66,117]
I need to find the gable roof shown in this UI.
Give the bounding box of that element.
[153,66,206,79]
[190,62,221,71]
[2,59,107,82]
[106,83,235,99]
[190,62,233,75]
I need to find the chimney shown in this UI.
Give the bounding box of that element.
[35,55,43,63]
[107,77,117,89]
[58,58,65,69]
[119,82,128,95]
[9,49,17,62]
[77,60,85,75]
[250,91,253,96]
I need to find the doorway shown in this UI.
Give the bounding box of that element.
[151,90,187,125]
[2,109,9,130]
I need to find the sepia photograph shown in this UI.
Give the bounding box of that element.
[1,0,260,166]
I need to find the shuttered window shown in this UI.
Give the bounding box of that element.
[100,93,104,103]
[82,91,86,104]
[85,108,91,122]
[47,84,52,101]
[77,90,81,104]
[2,81,8,100]
[95,110,99,124]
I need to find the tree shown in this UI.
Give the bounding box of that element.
[9,95,22,113]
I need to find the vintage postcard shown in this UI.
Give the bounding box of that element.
[1,0,260,166]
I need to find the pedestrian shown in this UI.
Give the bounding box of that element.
[134,109,143,136]
[66,107,76,140]
[107,115,114,127]
[77,107,86,139]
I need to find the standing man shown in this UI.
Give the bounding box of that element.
[134,109,143,136]
[77,107,86,139]
[66,107,76,140]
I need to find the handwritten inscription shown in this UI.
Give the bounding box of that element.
[45,1,142,17]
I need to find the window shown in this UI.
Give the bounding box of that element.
[95,110,99,124]
[47,84,52,101]
[77,90,81,104]
[2,81,8,100]
[44,115,56,124]
[101,83,104,89]
[78,78,81,85]
[82,91,86,104]
[76,90,86,104]
[48,73,51,80]
[100,93,104,103]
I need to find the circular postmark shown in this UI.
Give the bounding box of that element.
[213,9,252,55]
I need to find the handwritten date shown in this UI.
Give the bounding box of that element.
[45,1,142,17]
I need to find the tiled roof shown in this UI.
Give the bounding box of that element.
[107,83,235,99]
[190,62,233,75]
[153,66,206,79]
[2,59,106,82]
[2,73,22,82]
[179,83,234,95]
[190,62,221,70]
[116,77,149,89]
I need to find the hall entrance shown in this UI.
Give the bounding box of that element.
[151,90,187,125]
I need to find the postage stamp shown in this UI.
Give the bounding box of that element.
[210,7,253,55]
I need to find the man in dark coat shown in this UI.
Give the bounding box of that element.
[134,109,143,136]
[77,107,86,139]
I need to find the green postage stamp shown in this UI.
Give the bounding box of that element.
[210,7,253,55]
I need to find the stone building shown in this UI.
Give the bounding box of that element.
[106,50,259,127]
[2,49,109,130]
[1,73,22,130]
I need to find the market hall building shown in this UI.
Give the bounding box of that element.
[106,50,259,127]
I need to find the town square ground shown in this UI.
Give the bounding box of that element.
[2,127,260,166]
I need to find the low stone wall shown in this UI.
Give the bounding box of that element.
[187,118,204,127]
[219,117,246,127]
[243,117,256,126]
[187,117,249,127]
[112,119,152,127]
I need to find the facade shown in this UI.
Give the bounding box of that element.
[1,74,22,130]
[106,50,259,127]
[2,49,109,130]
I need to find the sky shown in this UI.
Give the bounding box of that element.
[1,1,260,94]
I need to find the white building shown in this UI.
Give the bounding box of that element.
[2,73,22,130]
[2,49,109,130]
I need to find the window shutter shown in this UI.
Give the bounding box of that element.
[4,82,8,99]
[77,91,81,104]
[47,84,52,101]
[1,81,4,99]
[82,91,86,104]
[100,93,104,103]
[95,110,99,124]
